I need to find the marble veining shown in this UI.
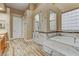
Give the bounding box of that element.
[3,39,48,56]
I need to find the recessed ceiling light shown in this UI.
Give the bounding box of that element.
[0,3,5,11]
[0,7,3,10]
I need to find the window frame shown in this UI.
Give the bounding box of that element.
[34,13,41,32]
[49,10,56,31]
[62,9,79,32]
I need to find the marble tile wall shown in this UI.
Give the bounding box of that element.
[33,32,79,56]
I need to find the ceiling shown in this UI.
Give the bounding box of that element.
[5,3,29,11]
[55,3,79,12]
[5,3,79,12]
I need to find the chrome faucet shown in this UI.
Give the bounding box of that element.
[74,37,76,44]
[49,51,53,56]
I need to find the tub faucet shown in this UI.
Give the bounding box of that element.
[74,37,76,44]
[49,51,53,56]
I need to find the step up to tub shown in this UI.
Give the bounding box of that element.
[43,39,79,56]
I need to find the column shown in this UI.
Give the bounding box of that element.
[24,10,33,40]
[7,8,11,40]
[40,10,50,32]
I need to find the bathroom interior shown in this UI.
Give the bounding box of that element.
[0,3,79,56]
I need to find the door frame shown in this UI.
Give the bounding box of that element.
[12,15,24,39]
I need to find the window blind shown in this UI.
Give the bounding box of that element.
[62,9,79,32]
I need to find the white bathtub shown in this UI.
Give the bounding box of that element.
[43,38,79,56]
[50,36,79,47]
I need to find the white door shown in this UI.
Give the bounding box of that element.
[13,16,22,39]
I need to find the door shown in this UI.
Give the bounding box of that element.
[13,16,22,39]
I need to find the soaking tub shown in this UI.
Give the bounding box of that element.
[50,35,79,47]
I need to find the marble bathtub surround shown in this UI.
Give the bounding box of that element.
[33,32,79,56]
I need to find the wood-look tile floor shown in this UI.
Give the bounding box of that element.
[3,39,48,56]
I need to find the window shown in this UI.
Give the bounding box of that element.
[50,11,56,31]
[34,13,40,31]
[62,9,79,32]
[0,20,5,29]
[0,13,7,30]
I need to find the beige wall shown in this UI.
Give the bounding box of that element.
[6,8,11,40]
[9,16,13,38]
[24,4,35,40]
[56,12,61,31]
[24,10,33,40]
